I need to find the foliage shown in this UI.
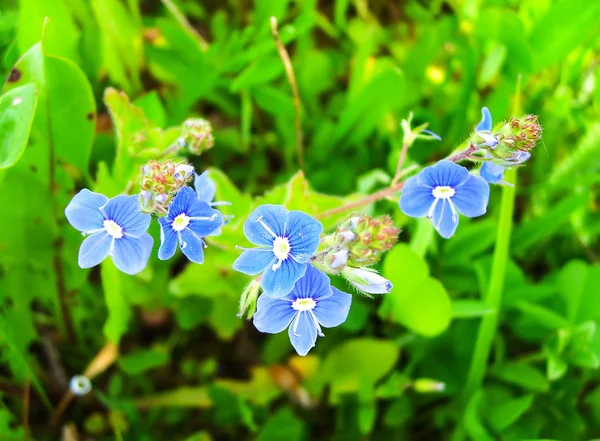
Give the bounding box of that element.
[0,0,599,440]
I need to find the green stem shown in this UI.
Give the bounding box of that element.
[464,167,517,397]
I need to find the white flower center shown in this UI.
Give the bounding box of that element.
[272,236,291,261]
[432,186,455,199]
[172,213,191,232]
[103,220,123,239]
[292,297,316,311]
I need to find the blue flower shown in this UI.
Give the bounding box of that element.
[233,205,323,298]
[158,186,224,263]
[253,265,352,356]
[475,106,499,148]
[194,170,230,236]
[65,189,153,275]
[399,160,490,239]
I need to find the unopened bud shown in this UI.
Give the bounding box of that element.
[180,118,214,155]
[238,279,261,319]
[338,215,399,267]
[139,160,195,215]
[328,249,349,270]
[342,267,392,295]
[412,378,446,393]
[70,375,92,396]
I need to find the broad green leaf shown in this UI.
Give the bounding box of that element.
[0,84,37,169]
[135,387,212,408]
[490,362,549,392]
[381,244,452,336]
[257,408,305,441]
[118,348,170,375]
[101,260,132,344]
[487,394,534,431]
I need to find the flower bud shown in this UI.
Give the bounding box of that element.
[238,279,261,319]
[328,249,349,270]
[337,215,399,267]
[180,118,214,155]
[412,378,446,393]
[139,160,195,215]
[474,114,541,163]
[70,375,92,396]
[342,267,392,295]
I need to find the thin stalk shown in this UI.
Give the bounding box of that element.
[161,0,208,52]
[391,141,410,186]
[270,17,304,170]
[463,167,517,398]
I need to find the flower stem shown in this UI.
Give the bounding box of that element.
[271,17,304,170]
[463,169,517,400]
[446,143,478,162]
[391,141,410,186]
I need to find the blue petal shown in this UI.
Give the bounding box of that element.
[399,176,435,218]
[418,160,470,188]
[243,205,288,247]
[261,258,306,298]
[188,200,223,236]
[65,189,108,232]
[430,199,459,239]
[78,233,112,268]
[286,211,322,263]
[290,265,332,301]
[179,228,205,263]
[421,129,442,141]
[158,218,178,260]
[475,106,493,132]
[452,175,490,218]
[253,294,296,333]
[102,195,151,238]
[233,249,276,275]
[289,312,317,356]
[313,287,352,328]
[167,187,197,220]
[194,171,216,202]
[112,234,153,275]
[480,162,505,184]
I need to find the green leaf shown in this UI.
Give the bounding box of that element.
[257,408,305,441]
[490,362,549,392]
[0,84,38,169]
[487,394,534,431]
[381,244,452,336]
[452,300,493,319]
[118,348,170,375]
[135,387,212,408]
[101,260,132,344]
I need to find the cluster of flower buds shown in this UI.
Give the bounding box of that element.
[139,160,194,215]
[325,215,400,268]
[472,114,542,166]
[177,118,214,155]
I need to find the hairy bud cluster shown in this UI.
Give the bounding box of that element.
[178,118,214,155]
[139,160,194,215]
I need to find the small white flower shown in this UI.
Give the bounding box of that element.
[69,375,92,396]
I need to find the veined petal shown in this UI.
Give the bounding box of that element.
[233,249,276,275]
[480,162,505,184]
[112,234,153,275]
[179,228,205,263]
[243,205,288,247]
[286,211,322,263]
[313,287,352,328]
[399,176,435,218]
[157,218,178,261]
[167,187,197,220]
[102,195,151,238]
[452,175,490,218]
[65,189,108,232]
[253,294,296,334]
[78,232,112,269]
[430,198,459,239]
[261,258,306,298]
[290,265,332,301]
[475,106,493,132]
[194,171,216,202]
[289,312,317,356]
[418,160,470,188]
[188,201,223,236]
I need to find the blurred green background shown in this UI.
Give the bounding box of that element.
[0,0,599,440]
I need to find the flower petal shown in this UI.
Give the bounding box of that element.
[101,195,151,238]
[78,233,112,269]
[112,234,153,275]
[261,258,306,298]
[167,187,197,220]
[157,218,178,261]
[194,171,216,202]
[418,160,470,188]
[452,175,490,218]
[233,249,276,275]
[243,205,288,247]
[290,265,332,301]
[480,162,505,184]
[399,176,435,218]
[289,312,317,356]
[188,200,223,236]
[475,106,493,132]
[286,211,322,263]
[253,294,296,334]
[313,287,352,328]
[430,199,459,239]
[65,189,108,232]
[179,228,205,264]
